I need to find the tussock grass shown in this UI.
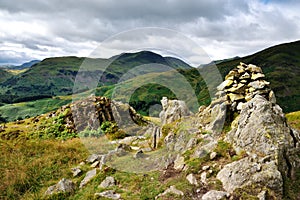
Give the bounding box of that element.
[0,138,88,199]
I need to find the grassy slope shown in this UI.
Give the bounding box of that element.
[0,69,12,83]
[0,96,72,121]
[213,40,300,113]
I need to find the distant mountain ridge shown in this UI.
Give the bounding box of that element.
[0,60,40,70]
[0,51,192,104]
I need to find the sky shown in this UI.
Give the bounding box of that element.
[0,0,300,66]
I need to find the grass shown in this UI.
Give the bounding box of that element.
[0,138,88,199]
[0,96,72,122]
[286,111,300,131]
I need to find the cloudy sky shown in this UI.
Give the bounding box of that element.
[0,0,299,66]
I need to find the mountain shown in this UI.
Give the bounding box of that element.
[208,40,300,112]
[14,60,40,70]
[0,60,40,70]
[0,51,192,104]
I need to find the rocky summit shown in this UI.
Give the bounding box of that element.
[41,63,299,199]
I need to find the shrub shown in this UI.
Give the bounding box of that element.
[100,121,127,140]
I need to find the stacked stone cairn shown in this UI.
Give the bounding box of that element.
[216,62,276,112]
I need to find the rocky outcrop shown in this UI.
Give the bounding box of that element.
[160,97,192,125]
[211,63,300,198]
[70,96,147,132]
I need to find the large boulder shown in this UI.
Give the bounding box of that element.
[160,97,192,125]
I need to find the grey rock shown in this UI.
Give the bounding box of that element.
[210,152,217,160]
[134,150,144,158]
[71,166,82,177]
[99,176,116,188]
[217,79,234,91]
[216,158,283,194]
[269,90,276,104]
[80,169,97,188]
[95,190,121,199]
[227,93,244,102]
[186,173,198,185]
[200,172,207,184]
[155,185,184,199]
[91,161,100,168]
[160,97,192,125]
[226,95,295,156]
[246,64,263,73]
[202,190,229,200]
[251,73,265,80]
[45,178,75,196]
[248,80,269,89]
[174,155,185,170]
[239,72,250,79]
[86,154,100,163]
[202,165,210,170]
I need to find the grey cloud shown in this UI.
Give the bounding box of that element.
[0,0,299,64]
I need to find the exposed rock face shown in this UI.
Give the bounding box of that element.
[45,178,75,196]
[210,63,300,198]
[160,97,192,125]
[71,96,147,132]
[226,94,295,156]
[217,157,282,193]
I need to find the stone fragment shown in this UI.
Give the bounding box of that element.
[217,79,234,91]
[246,64,263,73]
[200,172,207,184]
[80,169,97,188]
[95,190,121,200]
[202,165,210,170]
[174,156,185,170]
[91,161,100,168]
[227,93,244,102]
[99,176,116,188]
[225,70,238,80]
[202,190,229,200]
[186,173,198,185]
[86,154,100,163]
[249,80,269,89]
[251,73,265,80]
[45,178,75,196]
[71,166,82,177]
[269,90,276,104]
[210,152,217,160]
[239,72,250,79]
[226,83,245,93]
[155,185,184,199]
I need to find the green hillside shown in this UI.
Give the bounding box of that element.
[0,69,12,83]
[0,52,192,104]
[212,40,300,112]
